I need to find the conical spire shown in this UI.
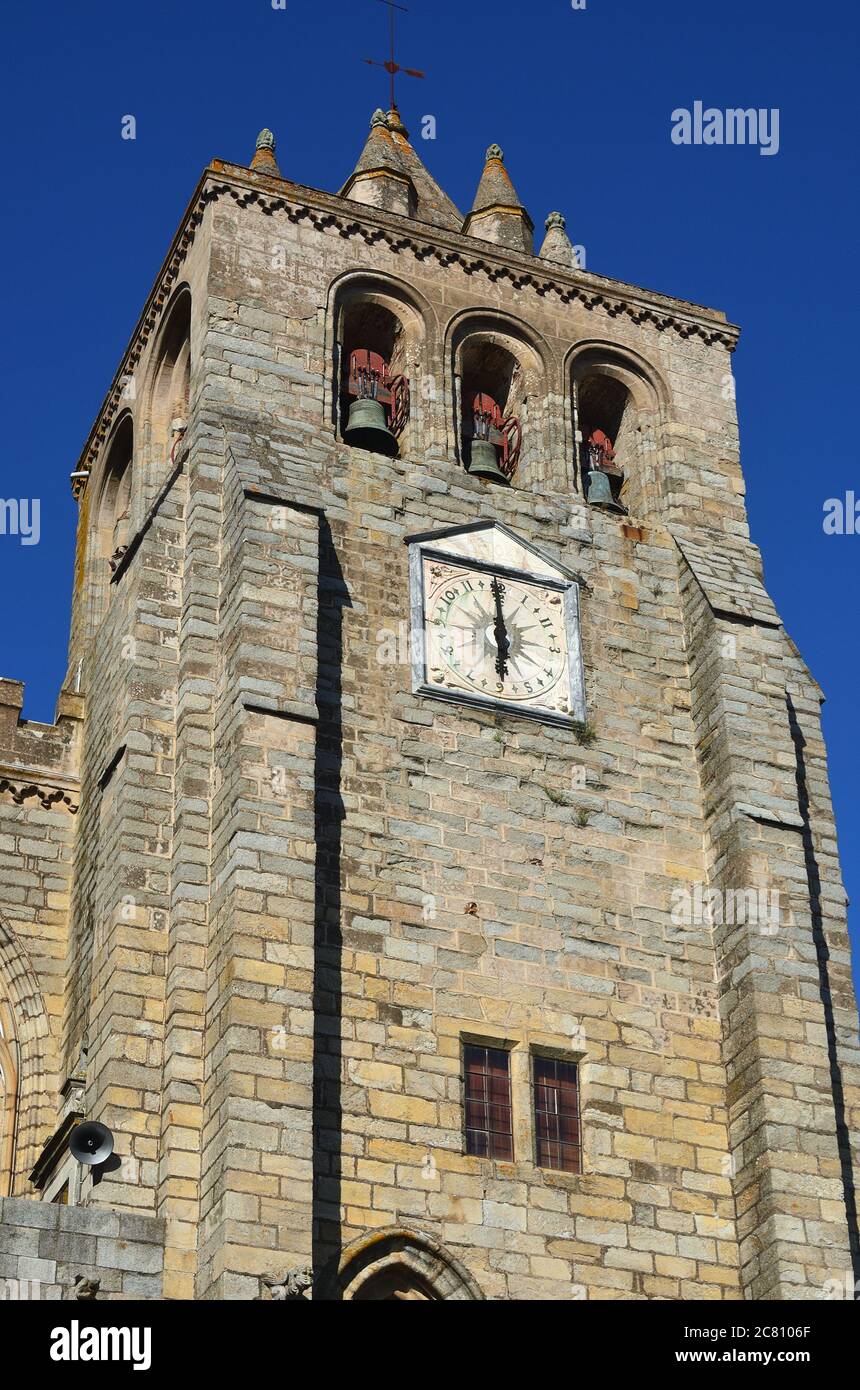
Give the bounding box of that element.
[462,144,534,253]
[539,211,578,269]
[340,108,463,230]
[340,109,415,216]
[250,128,281,176]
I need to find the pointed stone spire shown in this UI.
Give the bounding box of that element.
[462,144,534,254]
[250,128,280,176]
[539,212,578,269]
[340,109,416,217]
[340,107,463,231]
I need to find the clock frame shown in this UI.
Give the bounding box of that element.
[407,522,587,728]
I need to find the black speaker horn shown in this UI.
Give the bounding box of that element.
[69,1121,114,1166]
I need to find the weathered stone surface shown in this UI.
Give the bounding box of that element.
[0,107,856,1304]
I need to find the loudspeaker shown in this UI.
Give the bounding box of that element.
[69,1121,115,1166]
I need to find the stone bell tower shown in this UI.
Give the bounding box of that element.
[0,104,857,1302]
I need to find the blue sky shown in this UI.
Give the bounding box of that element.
[1,0,857,982]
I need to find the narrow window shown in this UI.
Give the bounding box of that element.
[464,1044,513,1160]
[533,1056,581,1173]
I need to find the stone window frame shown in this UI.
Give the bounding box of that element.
[457,1026,589,1181]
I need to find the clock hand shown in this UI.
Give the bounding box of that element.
[490,576,510,681]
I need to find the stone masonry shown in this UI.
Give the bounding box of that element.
[0,108,857,1301]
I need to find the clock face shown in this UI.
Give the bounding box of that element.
[421,557,576,720]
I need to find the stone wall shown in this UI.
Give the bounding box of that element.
[0,681,81,1190]
[0,1196,164,1299]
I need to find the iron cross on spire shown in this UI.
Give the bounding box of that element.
[364,0,425,112]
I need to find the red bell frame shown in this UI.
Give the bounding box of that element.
[347,349,410,437]
[470,392,522,480]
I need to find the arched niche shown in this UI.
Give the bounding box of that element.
[95,413,134,569]
[449,315,549,489]
[146,285,191,467]
[330,275,430,458]
[568,345,667,517]
[329,1227,485,1302]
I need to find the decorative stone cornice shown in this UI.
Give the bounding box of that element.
[74,159,741,481]
[0,778,79,813]
[201,167,739,345]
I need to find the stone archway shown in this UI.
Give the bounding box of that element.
[0,913,55,1192]
[331,1227,485,1301]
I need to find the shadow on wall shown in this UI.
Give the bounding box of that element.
[311,518,351,1290]
[787,694,860,1289]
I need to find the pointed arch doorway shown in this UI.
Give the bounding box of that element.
[330,1227,484,1302]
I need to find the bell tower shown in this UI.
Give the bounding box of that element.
[0,104,857,1303]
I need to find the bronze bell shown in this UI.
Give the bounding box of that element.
[586,468,624,511]
[344,395,398,457]
[468,437,509,483]
[467,392,513,484]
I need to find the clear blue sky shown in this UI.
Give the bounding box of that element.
[1,0,857,983]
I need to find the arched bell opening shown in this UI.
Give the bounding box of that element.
[570,349,667,517]
[147,286,191,471]
[456,336,527,486]
[338,299,410,458]
[576,372,632,512]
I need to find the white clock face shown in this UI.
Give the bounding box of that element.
[422,557,575,719]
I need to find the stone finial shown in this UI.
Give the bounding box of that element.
[539,210,578,268]
[462,142,534,254]
[370,109,388,129]
[250,127,281,176]
[386,105,409,139]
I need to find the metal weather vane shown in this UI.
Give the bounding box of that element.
[364,0,426,111]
